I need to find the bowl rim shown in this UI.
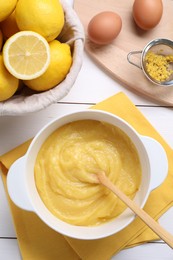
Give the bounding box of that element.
[24,109,152,239]
[7,109,168,239]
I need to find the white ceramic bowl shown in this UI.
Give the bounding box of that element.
[0,0,84,116]
[7,109,168,240]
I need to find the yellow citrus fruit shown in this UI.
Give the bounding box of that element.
[3,31,50,80]
[24,40,72,91]
[15,0,64,42]
[0,54,19,102]
[0,0,18,22]
[1,11,19,39]
[0,30,3,50]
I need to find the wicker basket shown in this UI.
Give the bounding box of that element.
[0,0,85,116]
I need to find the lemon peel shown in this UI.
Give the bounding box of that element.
[3,31,50,80]
[0,0,17,22]
[15,0,64,42]
[24,40,72,91]
[0,55,19,101]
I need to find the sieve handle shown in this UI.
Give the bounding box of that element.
[127,51,142,69]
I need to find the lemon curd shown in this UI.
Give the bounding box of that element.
[34,120,142,226]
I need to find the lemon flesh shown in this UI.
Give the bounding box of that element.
[3,31,50,80]
[24,40,72,91]
[0,55,19,102]
[15,0,64,42]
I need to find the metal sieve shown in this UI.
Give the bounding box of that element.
[127,38,173,86]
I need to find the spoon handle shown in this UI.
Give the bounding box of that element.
[98,172,173,249]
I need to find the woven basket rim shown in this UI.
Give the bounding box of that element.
[0,0,85,116]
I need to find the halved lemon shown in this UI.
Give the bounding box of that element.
[3,31,50,80]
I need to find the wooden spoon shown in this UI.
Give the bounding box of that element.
[94,171,173,249]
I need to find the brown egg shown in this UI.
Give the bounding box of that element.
[133,0,163,30]
[87,11,122,45]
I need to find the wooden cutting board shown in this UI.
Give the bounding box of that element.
[74,0,173,105]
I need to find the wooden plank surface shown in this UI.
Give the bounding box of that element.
[1,104,173,260]
[74,0,173,105]
[1,1,173,259]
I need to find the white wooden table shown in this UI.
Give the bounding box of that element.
[1,0,173,257]
[1,51,173,259]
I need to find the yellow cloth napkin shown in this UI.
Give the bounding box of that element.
[1,92,173,260]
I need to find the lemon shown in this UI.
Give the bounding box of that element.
[15,0,64,42]
[24,40,72,91]
[1,11,19,39]
[0,30,3,51]
[0,54,19,102]
[0,0,17,22]
[3,31,50,80]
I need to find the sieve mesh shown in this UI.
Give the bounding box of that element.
[142,41,173,86]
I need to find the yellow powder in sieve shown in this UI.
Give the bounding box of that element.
[145,51,173,82]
